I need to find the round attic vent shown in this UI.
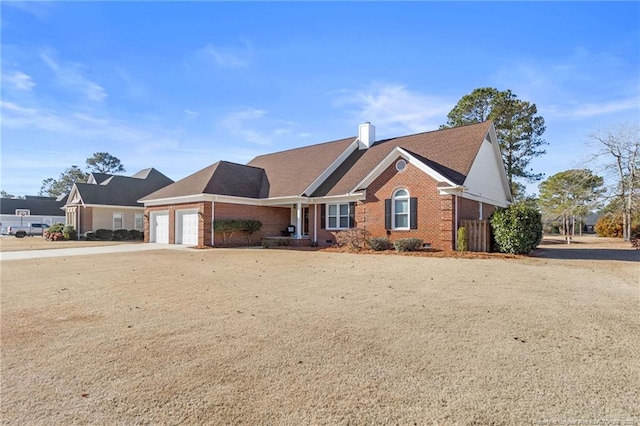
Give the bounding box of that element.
[395,159,407,172]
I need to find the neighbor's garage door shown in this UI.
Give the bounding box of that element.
[151,211,169,243]
[177,210,198,246]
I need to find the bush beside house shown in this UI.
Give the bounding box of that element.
[490,203,543,255]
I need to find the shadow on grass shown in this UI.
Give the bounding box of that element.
[532,247,640,262]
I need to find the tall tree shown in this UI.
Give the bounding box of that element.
[39,166,89,197]
[538,169,605,236]
[442,87,547,194]
[589,123,640,240]
[86,152,126,174]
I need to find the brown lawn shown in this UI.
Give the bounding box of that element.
[0,236,137,252]
[1,238,638,425]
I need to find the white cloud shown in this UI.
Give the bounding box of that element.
[549,97,640,119]
[184,109,199,118]
[200,42,252,69]
[219,107,293,145]
[41,51,107,101]
[334,83,454,136]
[3,71,36,91]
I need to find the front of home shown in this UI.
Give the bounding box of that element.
[140,121,511,250]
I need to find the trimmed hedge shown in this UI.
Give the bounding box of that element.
[393,238,423,252]
[112,229,131,241]
[95,229,114,240]
[490,203,542,255]
[368,237,392,251]
[63,225,78,241]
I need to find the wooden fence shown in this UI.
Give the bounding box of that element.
[460,219,491,252]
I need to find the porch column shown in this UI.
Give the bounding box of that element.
[296,202,302,238]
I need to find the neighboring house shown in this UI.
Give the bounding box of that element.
[0,195,67,229]
[140,121,512,250]
[64,168,173,234]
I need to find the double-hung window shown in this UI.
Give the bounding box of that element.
[134,213,144,230]
[113,212,123,230]
[393,189,410,230]
[385,189,417,230]
[327,203,350,230]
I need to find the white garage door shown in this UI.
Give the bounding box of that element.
[152,212,169,243]
[177,210,198,246]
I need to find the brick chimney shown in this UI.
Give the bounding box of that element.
[358,122,375,150]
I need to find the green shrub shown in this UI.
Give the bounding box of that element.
[335,228,370,250]
[368,236,392,251]
[95,229,113,240]
[214,219,264,245]
[243,220,263,245]
[112,229,131,240]
[63,225,78,240]
[490,203,543,255]
[129,229,144,240]
[84,231,95,241]
[393,238,423,252]
[48,223,65,234]
[262,237,292,248]
[457,227,468,252]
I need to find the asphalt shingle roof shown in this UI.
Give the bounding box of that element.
[140,122,492,201]
[73,168,173,207]
[141,161,268,201]
[0,197,66,216]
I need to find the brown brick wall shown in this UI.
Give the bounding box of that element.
[358,160,455,250]
[213,203,290,246]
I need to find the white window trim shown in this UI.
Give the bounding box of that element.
[326,203,351,230]
[113,212,124,230]
[392,189,410,231]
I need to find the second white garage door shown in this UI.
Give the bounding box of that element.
[177,210,198,246]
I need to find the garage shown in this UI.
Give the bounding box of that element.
[176,209,199,246]
[150,211,169,243]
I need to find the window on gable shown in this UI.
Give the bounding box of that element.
[326,203,352,230]
[134,213,144,230]
[113,212,123,230]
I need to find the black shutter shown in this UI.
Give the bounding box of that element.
[320,204,326,229]
[385,199,391,230]
[410,197,418,229]
[349,202,356,228]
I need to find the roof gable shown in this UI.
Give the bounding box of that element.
[69,168,173,207]
[312,121,492,197]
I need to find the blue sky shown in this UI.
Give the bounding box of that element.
[2,1,638,197]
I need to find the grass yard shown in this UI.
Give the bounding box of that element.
[1,242,638,424]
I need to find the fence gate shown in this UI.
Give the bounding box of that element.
[460,220,491,252]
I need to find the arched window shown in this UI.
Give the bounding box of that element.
[392,188,409,230]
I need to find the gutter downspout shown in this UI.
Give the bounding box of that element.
[454,195,458,250]
[314,203,317,244]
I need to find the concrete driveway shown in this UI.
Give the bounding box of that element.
[0,243,193,261]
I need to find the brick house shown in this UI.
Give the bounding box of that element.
[140,121,511,250]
